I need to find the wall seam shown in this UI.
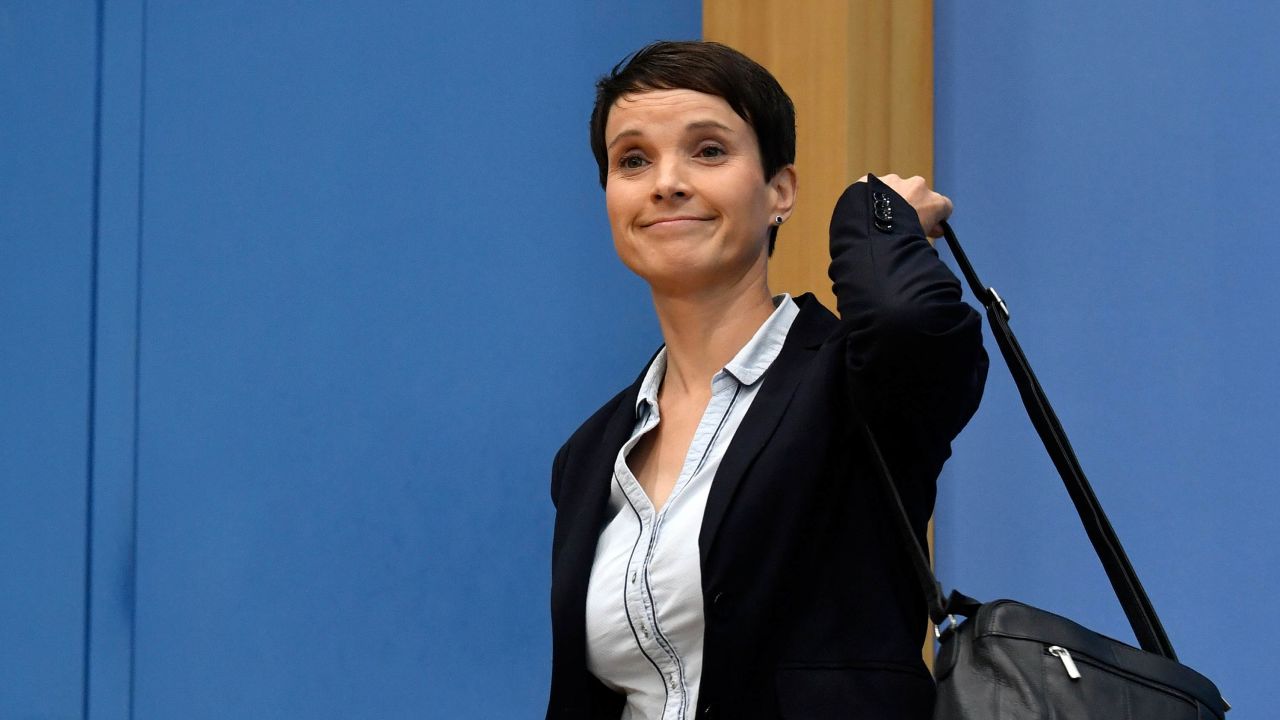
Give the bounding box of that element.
[82,0,107,717]
[127,3,149,718]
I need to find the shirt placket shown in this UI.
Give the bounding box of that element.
[620,373,740,720]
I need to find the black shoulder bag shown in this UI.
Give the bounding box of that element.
[860,221,1231,718]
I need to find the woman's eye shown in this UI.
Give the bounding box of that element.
[619,154,647,170]
[698,145,726,159]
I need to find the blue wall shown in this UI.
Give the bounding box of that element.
[0,3,98,717]
[9,1,1270,716]
[1,1,697,717]
[935,2,1279,712]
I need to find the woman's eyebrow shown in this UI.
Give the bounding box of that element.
[608,120,735,150]
[684,120,732,133]
[607,129,643,150]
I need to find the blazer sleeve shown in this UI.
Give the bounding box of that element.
[828,175,988,449]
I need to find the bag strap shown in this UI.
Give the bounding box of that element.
[861,221,1178,661]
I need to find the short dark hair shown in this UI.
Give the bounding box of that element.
[590,40,796,187]
[589,41,797,253]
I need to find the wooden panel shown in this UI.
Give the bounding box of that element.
[705,0,937,666]
[704,0,933,306]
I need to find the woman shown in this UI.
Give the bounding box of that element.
[548,41,988,720]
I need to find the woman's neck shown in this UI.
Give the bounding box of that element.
[650,275,776,400]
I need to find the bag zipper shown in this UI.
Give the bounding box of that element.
[1046,645,1081,680]
[1040,643,1202,710]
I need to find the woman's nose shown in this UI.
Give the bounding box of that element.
[650,159,690,201]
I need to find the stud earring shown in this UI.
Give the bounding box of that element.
[775,215,784,225]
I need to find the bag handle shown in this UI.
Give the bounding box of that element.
[862,221,1178,661]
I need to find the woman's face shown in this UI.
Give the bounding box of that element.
[603,88,794,296]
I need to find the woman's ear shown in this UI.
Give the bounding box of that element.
[768,164,798,222]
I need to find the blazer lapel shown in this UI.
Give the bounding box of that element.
[559,392,636,577]
[698,294,836,569]
[553,353,657,670]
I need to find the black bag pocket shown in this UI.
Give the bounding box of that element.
[933,600,1228,719]
[1042,642,1202,717]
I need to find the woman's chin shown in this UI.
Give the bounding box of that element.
[637,261,755,299]
[618,241,765,297]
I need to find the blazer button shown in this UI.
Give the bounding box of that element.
[873,194,894,232]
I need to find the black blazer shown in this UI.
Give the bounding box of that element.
[547,176,989,719]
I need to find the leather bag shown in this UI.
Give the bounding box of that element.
[860,222,1230,718]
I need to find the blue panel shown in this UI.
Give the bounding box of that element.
[131,2,697,717]
[0,2,97,717]
[935,1,1278,711]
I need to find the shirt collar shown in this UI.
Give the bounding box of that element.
[635,348,667,416]
[723,293,799,385]
[634,294,799,417]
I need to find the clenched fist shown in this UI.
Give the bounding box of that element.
[856,174,953,242]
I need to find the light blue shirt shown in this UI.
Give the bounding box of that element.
[584,294,800,720]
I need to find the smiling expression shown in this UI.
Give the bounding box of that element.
[603,88,795,296]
